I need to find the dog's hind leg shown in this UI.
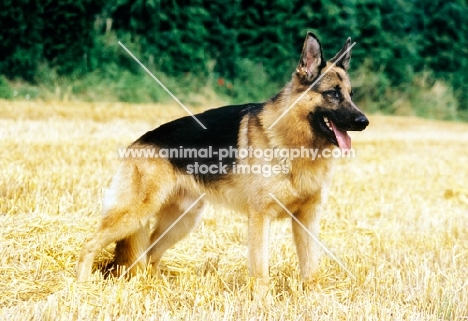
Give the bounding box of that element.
[76,160,175,282]
[76,205,153,282]
[109,220,151,278]
[147,191,205,276]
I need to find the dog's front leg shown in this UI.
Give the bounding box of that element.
[247,211,271,285]
[292,192,323,281]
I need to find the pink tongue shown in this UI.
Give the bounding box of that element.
[330,120,351,151]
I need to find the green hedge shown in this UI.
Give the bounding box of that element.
[1,0,467,118]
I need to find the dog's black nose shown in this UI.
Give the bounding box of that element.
[354,115,369,127]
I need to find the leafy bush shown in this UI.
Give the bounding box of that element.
[0,0,467,120]
[0,76,13,99]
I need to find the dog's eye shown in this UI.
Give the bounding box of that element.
[350,90,354,98]
[324,90,340,100]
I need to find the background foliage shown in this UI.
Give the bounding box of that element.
[1,0,467,119]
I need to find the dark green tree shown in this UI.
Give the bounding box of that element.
[0,0,43,81]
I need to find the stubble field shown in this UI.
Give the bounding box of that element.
[1,101,467,320]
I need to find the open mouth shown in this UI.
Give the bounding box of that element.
[317,116,352,151]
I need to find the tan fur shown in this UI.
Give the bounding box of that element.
[76,32,367,286]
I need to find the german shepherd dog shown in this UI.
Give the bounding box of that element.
[76,32,369,285]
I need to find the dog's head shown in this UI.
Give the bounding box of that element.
[293,32,369,151]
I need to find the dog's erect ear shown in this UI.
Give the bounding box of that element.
[296,32,325,82]
[330,37,352,71]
